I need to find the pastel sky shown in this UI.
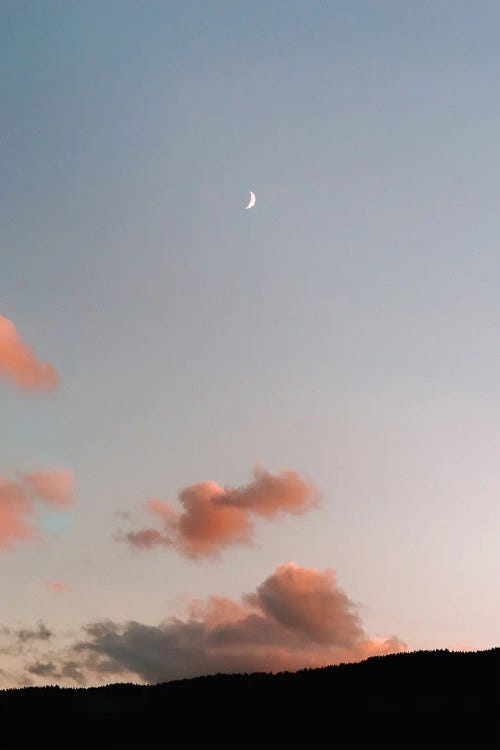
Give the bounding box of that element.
[1,1,499,686]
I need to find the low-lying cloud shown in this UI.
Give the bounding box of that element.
[0,469,74,550]
[0,620,54,664]
[16,622,53,643]
[0,315,58,391]
[123,467,320,558]
[23,563,406,686]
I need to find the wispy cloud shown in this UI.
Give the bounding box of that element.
[17,622,53,644]
[44,580,71,593]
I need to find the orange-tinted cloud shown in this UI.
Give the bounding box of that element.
[254,563,365,646]
[21,469,74,507]
[29,562,405,686]
[0,470,74,550]
[0,316,58,391]
[44,580,71,592]
[0,479,37,549]
[123,468,320,558]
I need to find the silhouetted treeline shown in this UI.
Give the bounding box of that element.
[0,648,498,748]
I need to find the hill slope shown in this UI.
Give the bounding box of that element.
[0,648,498,748]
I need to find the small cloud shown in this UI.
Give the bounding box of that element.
[115,509,133,521]
[17,621,53,643]
[21,469,74,507]
[123,528,172,549]
[28,659,85,685]
[0,315,58,391]
[0,469,74,551]
[0,478,38,549]
[122,467,320,559]
[44,580,71,593]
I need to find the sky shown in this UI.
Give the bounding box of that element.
[1,1,499,686]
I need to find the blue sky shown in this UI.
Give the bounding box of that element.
[1,1,499,677]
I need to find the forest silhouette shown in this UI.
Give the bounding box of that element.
[0,648,498,748]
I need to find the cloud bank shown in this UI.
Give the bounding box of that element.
[0,469,74,550]
[123,467,320,558]
[0,316,58,391]
[24,563,406,686]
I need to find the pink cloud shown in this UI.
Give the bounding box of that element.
[21,469,74,507]
[0,469,74,551]
[0,316,58,391]
[58,562,406,685]
[44,580,71,592]
[254,562,365,646]
[124,468,320,558]
[0,479,37,549]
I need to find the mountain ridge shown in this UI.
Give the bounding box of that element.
[1,648,498,748]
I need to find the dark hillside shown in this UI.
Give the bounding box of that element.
[0,648,498,748]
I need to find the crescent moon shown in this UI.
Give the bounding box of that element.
[245,191,256,210]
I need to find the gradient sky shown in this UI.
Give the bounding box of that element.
[1,1,499,685]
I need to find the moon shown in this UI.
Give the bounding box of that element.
[245,191,256,210]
